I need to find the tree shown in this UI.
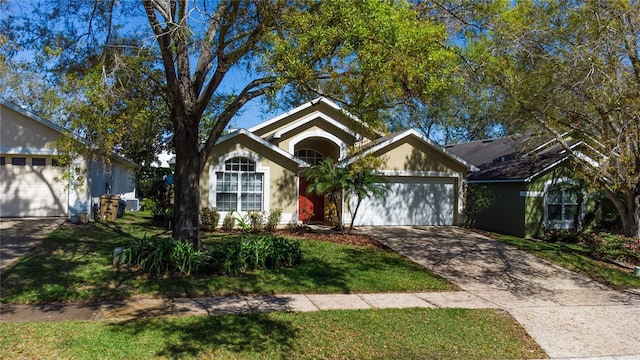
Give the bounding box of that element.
[476,0,640,237]
[4,0,457,247]
[345,155,389,233]
[305,158,349,231]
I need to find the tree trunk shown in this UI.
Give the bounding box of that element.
[171,111,202,248]
[606,189,639,238]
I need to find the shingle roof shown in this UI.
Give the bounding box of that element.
[446,134,570,182]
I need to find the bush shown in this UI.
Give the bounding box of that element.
[542,229,584,243]
[207,234,302,275]
[463,184,495,228]
[266,208,283,232]
[248,211,265,232]
[122,235,205,276]
[589,232,640,266]
[200,207,220,232]
[222,211,235,232]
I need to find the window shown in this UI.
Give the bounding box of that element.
[11,157,26,166]
[0,157,5,165]
[32,158,47,166]
[546,184,580,230]
[215,157,263,211]
[295,149,324,166]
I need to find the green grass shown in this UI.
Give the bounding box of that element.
[0,213,455,304]
[0,308,546,359]
[495,234,640,289]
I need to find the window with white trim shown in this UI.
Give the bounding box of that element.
[546,184,580,230]
[295,149,324,166]
[215,157,263,211]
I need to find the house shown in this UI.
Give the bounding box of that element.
[446,134,590,238]
[0,99,137,220]
[201,97,474,227]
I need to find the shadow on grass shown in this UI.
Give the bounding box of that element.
[108,313,298,358]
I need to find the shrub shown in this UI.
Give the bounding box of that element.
[235,212,252,233]
[542,229,584,243]
[207,234,302,275]
[266,208,283,232]
[222,211,235,232]
[589,232,640,266]
[122,235,205,276]
[248,211,265,232]
[463,184,495,228]
[200,207,220,232]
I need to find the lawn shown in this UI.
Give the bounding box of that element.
[0,213,456,304]
[0,308,546,359]
[494,234,640,289]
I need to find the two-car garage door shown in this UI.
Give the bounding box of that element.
[0,156,68,217]
[350,177,455,226]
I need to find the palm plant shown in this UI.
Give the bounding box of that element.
[346,156,389,233]
[305,158,349,231]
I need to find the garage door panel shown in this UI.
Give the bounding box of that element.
[0,165,68,217]
[351,177,454,226]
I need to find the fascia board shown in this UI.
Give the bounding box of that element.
[216,129,310,167]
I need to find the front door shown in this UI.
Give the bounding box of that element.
[299,177,324,222]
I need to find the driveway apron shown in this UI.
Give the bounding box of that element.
[362,226,640,359]
[0,218,66,273]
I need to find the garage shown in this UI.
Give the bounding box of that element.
[350,177,456,226]
[0,156,69,217]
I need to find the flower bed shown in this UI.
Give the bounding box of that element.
[589,232,640,267]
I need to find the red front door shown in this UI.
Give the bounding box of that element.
[299,177,324,222]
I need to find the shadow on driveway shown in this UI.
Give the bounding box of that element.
[0,218,66,272]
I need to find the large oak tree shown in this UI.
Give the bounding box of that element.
[3,0,456,246]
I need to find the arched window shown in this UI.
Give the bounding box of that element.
[215,157,263,211]
[295,149,324,166]
[546,184,581,230]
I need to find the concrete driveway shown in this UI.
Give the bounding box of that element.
[0,218,66,272]
[362,226,640,359]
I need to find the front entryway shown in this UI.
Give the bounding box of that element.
[298,177,324,222]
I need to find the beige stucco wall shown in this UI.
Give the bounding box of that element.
[200,135,300,217]
[373,136,468,174]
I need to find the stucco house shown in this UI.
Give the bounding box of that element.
[0,99,137,220]
[201,97,474,227]
[446,134,590,238]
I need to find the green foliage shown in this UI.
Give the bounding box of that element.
[266,208,283,232]
[122,235,205,276]
[589,233,640,266]
[207,235,303,276]
[222,211,236,232]
[142,178,173,218]
[346,155,390,232]
[463,184,496,229]
[305,158,350,230]
[248,211,265,232]
[542,230,585,244]
[235,212,252,233]
[200,207,220,232]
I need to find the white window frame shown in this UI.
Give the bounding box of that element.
[209,150,270,214]
[295,149,325,166]
[543,179,583,230]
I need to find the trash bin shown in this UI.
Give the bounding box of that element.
[117,199,127,218]
[100,195,120,221]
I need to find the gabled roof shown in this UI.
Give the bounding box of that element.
[0,98,138,168]
[446,133,579,182]
[341,128,477,171]
[248,97,385,138]
[216,129,310,167]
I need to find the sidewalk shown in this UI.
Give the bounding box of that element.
[0,291,498,323]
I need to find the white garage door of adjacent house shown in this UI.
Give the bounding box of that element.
[0,157,68,217]
[351,177,455,226]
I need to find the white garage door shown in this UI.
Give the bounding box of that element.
[351,177,455,226]
[0,157,68,217]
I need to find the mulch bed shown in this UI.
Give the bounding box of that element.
[276,227,391,250]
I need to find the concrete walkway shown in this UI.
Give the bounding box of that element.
[362,226,640,360]
[0,291,499,323]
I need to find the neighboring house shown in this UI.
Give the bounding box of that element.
[0,99,137,220]
[202,97,474,227]
[446,134,589,238]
